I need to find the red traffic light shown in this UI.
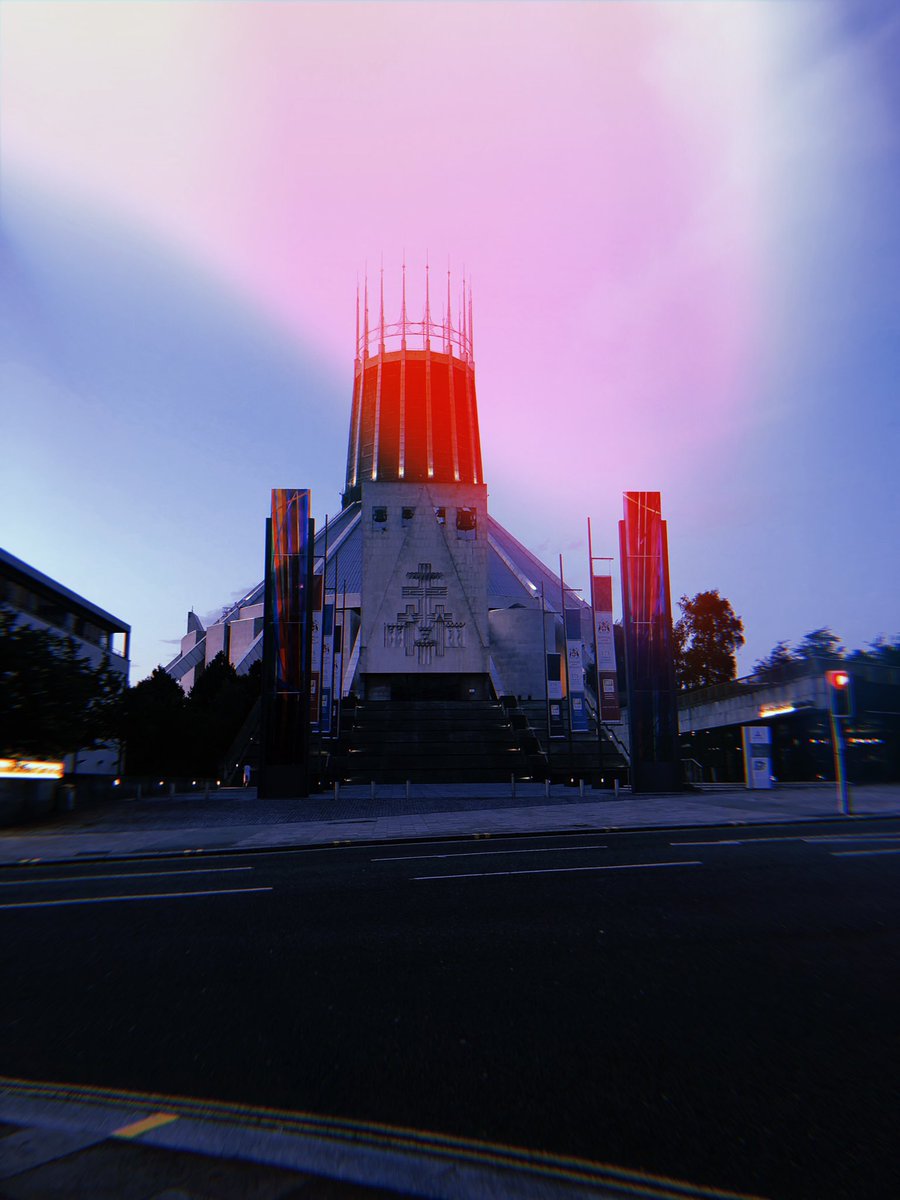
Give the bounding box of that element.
[825,669,853,718]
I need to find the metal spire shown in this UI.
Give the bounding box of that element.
[460,269,467,361]
[379,258,385,354]
[401,254,407,351]
[363,269,369,361]
[468,277,474,358]
[355,279,360,361]
[446,264,452,355]
[424,253,431,351]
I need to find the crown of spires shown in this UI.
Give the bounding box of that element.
[355,260,474,363]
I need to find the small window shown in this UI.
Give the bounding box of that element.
[456,507,477,538]
[372,506,388,524]
[402,506,415,524]
[434,506,446,525]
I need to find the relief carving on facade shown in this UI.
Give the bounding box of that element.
[384,562,466,667]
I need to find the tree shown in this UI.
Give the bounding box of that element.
[0,607,125,759]
[186,652,259,777]
[850,635,900,668]
[794,627,843,663]
[119,666,190,777]
[752,640,797,679]
[673,590,745,690]
[755,627,855,681]
[117,655,261,779]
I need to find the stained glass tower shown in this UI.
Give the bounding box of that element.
[619,491,681,791]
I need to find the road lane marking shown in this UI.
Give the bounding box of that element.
[830,848,900,857]
[808,835,900,843]
[0,867,253,887]
[670,836,810,846]
[0,1073,768,1200]
[672,840,744,846]
[113,1112,179,1139]
[672,834,900,848]
[415,861,702,881]
[0,886,273,911]
[373,844,607,863]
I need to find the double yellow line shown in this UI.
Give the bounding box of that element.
[0,1074,767,1200]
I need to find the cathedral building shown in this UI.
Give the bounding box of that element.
[166,266,590,710]
[163,267,629,785]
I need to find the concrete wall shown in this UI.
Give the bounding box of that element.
[679,676,827,733]
[359,480,490,680]
[489,607,549,699]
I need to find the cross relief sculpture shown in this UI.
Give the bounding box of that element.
[384,562,466,666]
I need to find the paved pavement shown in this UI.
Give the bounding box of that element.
[1,780,898,864]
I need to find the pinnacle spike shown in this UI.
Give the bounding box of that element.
[363,270,369,360]
[468,278,474,358]
[379,261,385,354]
[401,257,407,350]
[425,256,431,350]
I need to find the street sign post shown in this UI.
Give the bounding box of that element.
[742,726,773,790]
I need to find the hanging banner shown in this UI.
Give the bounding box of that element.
[546,653,565,736]
[319,599,335,733]
[549,701,565,738]
[565,609,588,732]
[309,573,325,724]
[331,618,344,728]
[546,652,563,701]
[591,575,621,722]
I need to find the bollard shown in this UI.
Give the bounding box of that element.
[371,780,376,802]
[511,773,516,800]
[614,778,619,798]
[204,780,210,799]
[579,778,584,798]
[136,783,142,802]
[545,779,550,799]
[406,780,411,803]
[169,782,176,799]
[334,780,340,803]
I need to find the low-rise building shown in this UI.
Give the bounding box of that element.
[1,547,130,800]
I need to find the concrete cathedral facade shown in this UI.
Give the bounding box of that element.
[166,267,594,718]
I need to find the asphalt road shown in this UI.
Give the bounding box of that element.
[1,819,898,1199]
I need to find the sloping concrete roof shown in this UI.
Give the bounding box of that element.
[164,502,582,683]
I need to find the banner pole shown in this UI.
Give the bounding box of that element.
[540,581,551,780]
[559,553,574,779]
[588,517,603,786]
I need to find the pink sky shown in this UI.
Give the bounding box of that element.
[2,1,897,678]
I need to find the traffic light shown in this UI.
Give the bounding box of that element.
[825,669,853,718]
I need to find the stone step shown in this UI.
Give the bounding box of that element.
[329,698,546,784]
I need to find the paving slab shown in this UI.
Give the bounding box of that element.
[1,782,898,866]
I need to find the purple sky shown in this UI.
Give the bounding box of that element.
[1,1,898,680]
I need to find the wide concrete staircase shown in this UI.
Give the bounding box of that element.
[518,699,629,786]
[328,700,547,784]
